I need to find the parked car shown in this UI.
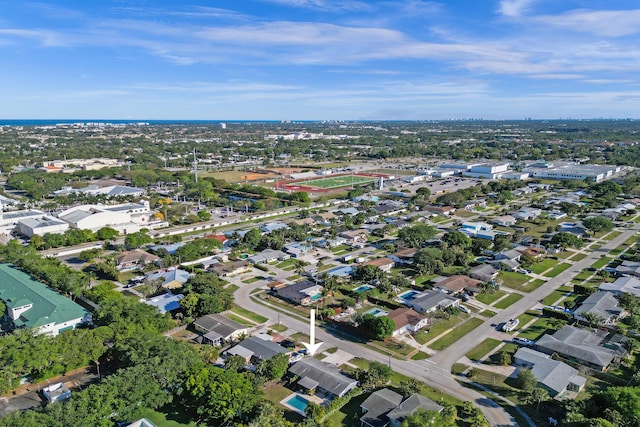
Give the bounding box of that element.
[513,337,535,347]
[458,305,470,314]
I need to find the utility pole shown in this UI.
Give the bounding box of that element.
[193,149,198,183]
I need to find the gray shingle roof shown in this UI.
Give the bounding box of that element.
[535,325,616,370]
[194,314,247,339]
[386,394,443,421]
[229,336,289,361]
[360,388,403,427]
[514,347,582,395]
[288,358,358,397]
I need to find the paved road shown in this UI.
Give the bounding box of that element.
[234,281,520,426]
[430,224,639,371]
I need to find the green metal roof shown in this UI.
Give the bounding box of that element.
[0,264,88,330]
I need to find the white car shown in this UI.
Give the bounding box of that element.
[458,305,470,313]
[513,337,534,346]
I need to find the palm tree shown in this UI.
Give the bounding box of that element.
[623,338,639,357]
[523,387,549,415]
[582,312,604,329]
[293,259,306,277]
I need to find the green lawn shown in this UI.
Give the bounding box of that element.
[498,271,529,288]
[479,309,497,317]
[132,408,197,427]
[296,174,377,189]
[225,313,254,326]
[515,311,539,331]
[543,262,571,277]
[411,351,430,360]
[517,317,557,341]
[466,338,502,361]
[542,289,568,306]
[243,276,262,284]
[530,258,557,274]
[519,279,545,293]
[493,293,523,309]
[602,231,622,241]
[475,290,507,305]
[429,318,484,350]
[415,316,462,344]
[231,306,268,323]
[568,252,587,261]
[592,256,612,269]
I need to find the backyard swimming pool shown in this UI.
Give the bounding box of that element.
[365,308,389,317]
[398,290,420,300]
[353,284,374,292]
[285,394,310,413]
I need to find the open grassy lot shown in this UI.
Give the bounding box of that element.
[543,262,571,277]
[475,290,507,305]
[530,258,557,274]
[231,306,268,323]
[479,309,497,317]
[429,318,484,350]
[498,271,529,288]
[493,293,523,309]
[466,338,502,361]
[296,174,377,189]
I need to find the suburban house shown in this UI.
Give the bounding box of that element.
[494,249,522,262]
[404,290,460,314]
[116,250,160,272]
[490,257,521,272]
[432,275,482,294]
[389,248,417,265]
[314,212,337,226]
[194,313,250,346]
[614,260,640,278]
[288,358,358,398]
[513,347,586,399]
[535,325,626,372]
[599,276,640,297]
[359,389,444,427]
[339,229,371,245]
[140,292,184,314]
[283,242,310,258]
[359,388,404,427]
[517,246,546,259]
[225,336,290,364]
[558,221,588,236]
[274,281,323,305]
[573,291,624,326]
[146,268,191,289]
[360,257,395,273]
[387,308,429,336]
[423,205,455,216]
[0,264,91,336]
[470,264,499,282]
[513,207,542,221]
[491,215,517,227]
[247,249,290,265]
[260,222,290,233]
[210,260,251,277]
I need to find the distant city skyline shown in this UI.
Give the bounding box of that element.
[2,1,640,120]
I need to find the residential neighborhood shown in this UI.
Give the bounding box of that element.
[2,120,640,427]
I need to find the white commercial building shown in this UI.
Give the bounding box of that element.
[57,201,152,234]
[0,209,47,235]
[18,215,70,237]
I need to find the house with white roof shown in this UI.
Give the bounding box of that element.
[513,347,586,398]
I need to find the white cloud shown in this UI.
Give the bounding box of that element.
[538,9,640,37]
[498,0,536,17]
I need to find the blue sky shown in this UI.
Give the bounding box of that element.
[2,1,640,120]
